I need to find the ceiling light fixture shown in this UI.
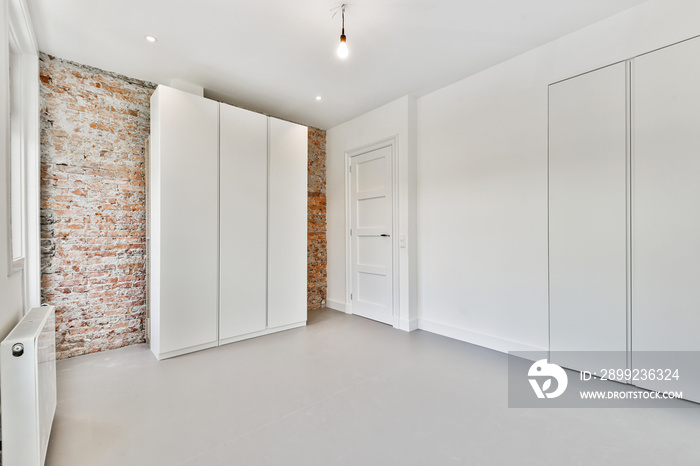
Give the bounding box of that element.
[145,35,158,43]
[337,4,348,59]
[316,96,323,101]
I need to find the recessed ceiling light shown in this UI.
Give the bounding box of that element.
[316,96,322,101]
[145,35,158,43]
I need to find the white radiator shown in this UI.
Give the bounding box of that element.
[1,305,57,466]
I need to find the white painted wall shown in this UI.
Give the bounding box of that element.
[0,0,28,370]
[416,0,700,352]
[328,0,700,353]
[326,96,418,330]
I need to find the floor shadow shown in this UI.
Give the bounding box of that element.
[306,307,337,326]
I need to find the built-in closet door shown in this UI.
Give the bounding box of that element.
[548,63,628,373]
[267,118,308,329]
[632,37,700,401]
[219,103,268,342]
[150,86,219,359]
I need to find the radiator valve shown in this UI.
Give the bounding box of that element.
[11,343,23,357]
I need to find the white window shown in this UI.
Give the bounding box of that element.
[6,0,40,306]
[7,34,24,274]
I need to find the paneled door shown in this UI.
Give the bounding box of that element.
[350,144,393,324]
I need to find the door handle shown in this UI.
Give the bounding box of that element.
[380,234,390,237]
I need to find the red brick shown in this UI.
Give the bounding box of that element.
[40,53,154,360]
[307,127,327,310]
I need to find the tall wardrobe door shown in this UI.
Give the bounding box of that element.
[548,63,628,373]
[268,118,308,329]
[219,104,268,342]
[150,86,219,358]
[632,37,700,401]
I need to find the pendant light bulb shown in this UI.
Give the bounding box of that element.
[337,35,348,58]
[337,5,349,59]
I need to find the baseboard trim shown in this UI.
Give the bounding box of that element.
[417,318,546,354]
[327,299,351,314]
[398,318,419,332]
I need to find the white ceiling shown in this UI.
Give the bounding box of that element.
[28,0,647,129]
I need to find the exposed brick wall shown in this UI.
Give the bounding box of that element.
[40,54,156,359]
[308,127,327,310]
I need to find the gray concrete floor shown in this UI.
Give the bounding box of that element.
[46,309,700,465]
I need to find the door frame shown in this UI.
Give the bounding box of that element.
[345,136,400,328]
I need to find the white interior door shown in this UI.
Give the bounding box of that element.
[548,63,628,374]
[350,145,393,324]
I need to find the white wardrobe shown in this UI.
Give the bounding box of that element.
[549,37,700,401]
[149,85,308,360]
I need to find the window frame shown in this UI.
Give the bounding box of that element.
[6,0,40,309]
[6,23,24,274]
